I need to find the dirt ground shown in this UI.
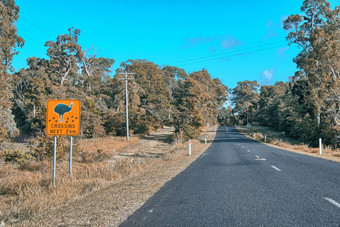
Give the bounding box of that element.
[13,126,217,226]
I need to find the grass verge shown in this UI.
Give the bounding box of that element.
[0,127,217,226]
[235,125,340,162]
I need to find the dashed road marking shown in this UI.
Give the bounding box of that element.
[324,197,340,209]
[271,165,281,171]
[247,150,251,152]
[254,155,266,161]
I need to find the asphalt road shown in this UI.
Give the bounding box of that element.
[120,126,340,227]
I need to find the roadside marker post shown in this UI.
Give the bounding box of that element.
[189,140,192,156]
[47,99,81,185]
[319,138,322,155]
[265,135,267,142]
[205,137,207,144]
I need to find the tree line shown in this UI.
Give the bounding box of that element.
[1,0,338,149]
[219,0,339,148]
[0,0,228,146]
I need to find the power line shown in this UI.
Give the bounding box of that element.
[21,16,55,38]
[177,44,288,66]
[172,40,287,66]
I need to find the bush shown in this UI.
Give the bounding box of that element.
[29,135,69,160]
[4,149,32,164]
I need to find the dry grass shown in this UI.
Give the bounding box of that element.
[0,157,155,224]
[0,135,142,224]
[0,127,215,225]
[79,136,139,155]
[236,125,340,162]
[16,127,216,226]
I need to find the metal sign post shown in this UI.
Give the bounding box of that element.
[53,136,57,186]
[47,99,81,185]
[69,136,73,177]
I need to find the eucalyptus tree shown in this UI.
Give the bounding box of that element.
[0,0,24,140]
[231,80,260,124]
[284,0,340,146]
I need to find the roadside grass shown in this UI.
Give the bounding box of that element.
[235,125,340,162]
[0,128,214,225]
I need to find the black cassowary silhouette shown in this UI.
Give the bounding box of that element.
[54,102,73,122]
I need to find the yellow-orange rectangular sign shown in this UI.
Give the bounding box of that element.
[46,99,81,136]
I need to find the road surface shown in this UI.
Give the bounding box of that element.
[120,126,340,226]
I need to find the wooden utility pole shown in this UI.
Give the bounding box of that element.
[117,72,134,141]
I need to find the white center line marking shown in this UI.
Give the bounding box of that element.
[324,197,340,208]
[271,165,281,171]
[255,155,260,159]
[242,146,245,148]
[247,150,251,152]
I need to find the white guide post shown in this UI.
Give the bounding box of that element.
[319,138,322,155]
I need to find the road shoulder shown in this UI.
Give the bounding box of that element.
[18,126,217,227]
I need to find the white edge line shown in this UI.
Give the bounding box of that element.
[271,165,281,172]
[324,197,340,208]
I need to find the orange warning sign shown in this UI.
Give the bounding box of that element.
[46,100,81,136]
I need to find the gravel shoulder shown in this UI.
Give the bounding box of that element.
[17,126,217,226]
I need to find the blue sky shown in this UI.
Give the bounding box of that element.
[13,0,338,89]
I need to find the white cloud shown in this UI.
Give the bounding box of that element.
[260,69,274,85]
[220,34,241,49]
[181,34,241,50]
[263,70,273,79]
[277,46,289,57]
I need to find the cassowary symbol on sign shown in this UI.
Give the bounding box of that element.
[54,102,73,122]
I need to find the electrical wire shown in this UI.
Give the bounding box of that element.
[172,40,287,65]
[177,43,288,66]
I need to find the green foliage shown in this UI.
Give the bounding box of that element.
[283,0,340,147]
[218,106,236,126]
[231,80,260,124]
[4,149,32,164]
[29,135,69,160]
[0,0,25,74]
[4,21,228,146]
[0,0,24,142]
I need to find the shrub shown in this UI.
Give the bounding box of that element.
[29,135,69,160]
[4,149,32,164]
